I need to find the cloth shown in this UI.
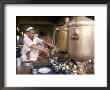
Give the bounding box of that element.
[21,35,44,61]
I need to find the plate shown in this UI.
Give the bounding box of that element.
[38,67,51,73]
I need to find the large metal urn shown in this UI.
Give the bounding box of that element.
[57,24,68,52]
[67,16,94,62]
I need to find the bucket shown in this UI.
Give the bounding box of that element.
[24,62,31,67]
[22,60,32,67]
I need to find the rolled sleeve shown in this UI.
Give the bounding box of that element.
[36,37,43,44]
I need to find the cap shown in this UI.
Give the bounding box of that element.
[26,27,34,31]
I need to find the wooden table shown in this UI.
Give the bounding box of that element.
[16,65,31,74]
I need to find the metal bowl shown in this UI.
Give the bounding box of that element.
[32,68,38,74]
[52,65,60,72]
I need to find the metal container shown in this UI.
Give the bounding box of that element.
[57,24,68,51]
[32,68,38,74]
[67,16,94,62]
[52,65,60,72]
[24,62,31,67]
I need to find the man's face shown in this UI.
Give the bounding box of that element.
[27,30,35,40]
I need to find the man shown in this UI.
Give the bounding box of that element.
[21,27,54,62]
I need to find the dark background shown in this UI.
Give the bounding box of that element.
[0,0,109,4]
[0,0,109,90]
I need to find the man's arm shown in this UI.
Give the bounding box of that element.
[30,44,49,54]
[42,40,55,48]
[36,37,55,48]
[24,37,49,54]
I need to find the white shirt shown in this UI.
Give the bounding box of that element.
[21,34,44,61]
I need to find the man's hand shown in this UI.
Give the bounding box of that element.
[48,43,55,48]
[43,40,55,48]
[42,48,49,54]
